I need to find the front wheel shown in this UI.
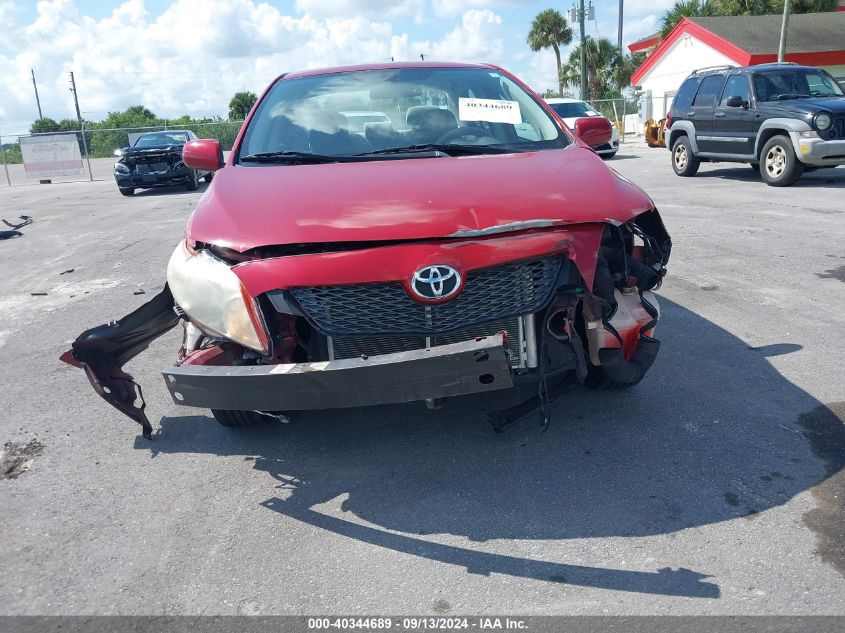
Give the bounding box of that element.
[211,409,288,427]
[600,151,618,161]
[186,169,199,191]
[118,186,134,196]
[671,136,699,177]
[760,136,803,186]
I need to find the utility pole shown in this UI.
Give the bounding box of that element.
[31,69,43,120]
[618,0,624,55]
[579,0,588,100]
[69,71,93,181]
[778,0,790,63]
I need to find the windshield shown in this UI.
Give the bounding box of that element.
[133,132,190,147]
[548,102,599,118]
[753,69,845,102]
[238,67,567,162]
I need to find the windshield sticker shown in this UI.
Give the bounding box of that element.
[458,98,521,125]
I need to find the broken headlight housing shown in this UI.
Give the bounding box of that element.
[166,240,269,354]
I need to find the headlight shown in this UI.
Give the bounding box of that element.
[167,240,269,354]
[815,113,832,131]
[114,162,130,174]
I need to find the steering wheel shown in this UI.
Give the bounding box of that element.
[436,126,496,144]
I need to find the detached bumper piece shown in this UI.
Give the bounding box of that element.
[163,333,514,411]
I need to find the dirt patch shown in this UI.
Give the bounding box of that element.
[1,439,44,480]
[798,402,845,577]
[815,265,845,283]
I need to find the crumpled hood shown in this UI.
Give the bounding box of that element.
[187,145,654,251]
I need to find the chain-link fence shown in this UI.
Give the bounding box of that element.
[0,121,244,186]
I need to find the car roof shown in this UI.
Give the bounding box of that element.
[139,130,192,135]
[283,61,496,81]
[695,63,821,77]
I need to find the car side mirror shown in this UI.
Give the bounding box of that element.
[183,139,224,171]
[573,116,612,149]
[725,95,744,108]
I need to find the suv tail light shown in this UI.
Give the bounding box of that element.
[666,112,672,129]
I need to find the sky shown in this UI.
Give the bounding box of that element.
[0,0,674,135]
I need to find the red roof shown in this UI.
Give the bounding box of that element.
[628,33,659,53]
[630,14,845,86]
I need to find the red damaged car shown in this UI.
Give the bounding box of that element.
[62,62,671,437]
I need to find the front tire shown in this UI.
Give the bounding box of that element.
[118,186,134,196]
[760,136,803,187]
[186,169,199,191]
[211,409,286,427]
[600,151,618,160]
[671,135,699,177]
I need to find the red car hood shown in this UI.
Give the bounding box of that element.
[187,145,654,251]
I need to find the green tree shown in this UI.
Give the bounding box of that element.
[562,37,622,100]
[30,118,60,134]
[527,9,573,98]
[660,0,838,38]
[660,0,720,38]
[228,91,257,120]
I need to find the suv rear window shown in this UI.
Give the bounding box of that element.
[693,74,726,107]
[672,76,701,111]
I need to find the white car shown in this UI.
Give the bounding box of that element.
[545,98,620,159]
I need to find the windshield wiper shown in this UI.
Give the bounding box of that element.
[356,143,516,158]
[775,93,811,100]
[239,151,342,164]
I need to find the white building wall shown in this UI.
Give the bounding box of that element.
[638,34,739,121]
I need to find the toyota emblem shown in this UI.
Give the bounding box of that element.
[410,265,462,300]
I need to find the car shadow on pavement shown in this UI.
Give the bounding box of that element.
[140,297,844,600]
[695,166,844,186]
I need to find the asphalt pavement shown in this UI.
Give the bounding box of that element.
[0,143,843,615]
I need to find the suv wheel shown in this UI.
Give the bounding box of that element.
[671,136,699,177]
[760,136,803,187]
[118,187,134,196]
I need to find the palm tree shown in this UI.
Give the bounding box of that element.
[527,9,573,98]
[562,37,619,100]
[660,0,719,39]
[228,91,258,121]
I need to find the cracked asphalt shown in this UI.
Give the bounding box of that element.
[0,143,843,615]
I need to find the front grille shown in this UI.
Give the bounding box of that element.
[835,117,845,138]
[291,257,561,337]
[330,316,523,366]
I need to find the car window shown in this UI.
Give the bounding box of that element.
[720,74,749,106]
[134,132,189,147]
[672,77,701,111]
[753,69,845,101]
[693,75,726,107]
[238,67,568,161]
[548,102,597,118]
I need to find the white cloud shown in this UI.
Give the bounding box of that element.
[431,0,522,18]
[0,0,427,133]
[295,0,423,18]
[407,9,504,62]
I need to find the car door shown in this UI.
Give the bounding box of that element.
[689,73,727,153]
[711,73,755,156]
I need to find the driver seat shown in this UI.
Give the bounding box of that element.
[405,106,457,144]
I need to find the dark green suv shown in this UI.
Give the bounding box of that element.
[666,63,845,186]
